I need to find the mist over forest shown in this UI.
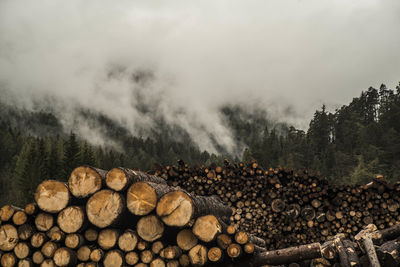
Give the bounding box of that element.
[1,0,400,206]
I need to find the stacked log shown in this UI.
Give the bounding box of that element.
[3,165,325,267]
[152,160,400,250]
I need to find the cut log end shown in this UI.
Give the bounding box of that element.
[103,250,124,267]
[118,229,138,252]
[188,244,208,266]
[106,168,129,192]
[192,215,222,242]
[86,190,124,228]
[0,224,19,251]
[137,215,165,242]
[177,229,198,251]
[57,206,85,234]
[34,180,69,213]
[156,191,193,227]
[127,182,157,216]
[68,166,104,198]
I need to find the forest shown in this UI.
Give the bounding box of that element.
[0,83,399,206]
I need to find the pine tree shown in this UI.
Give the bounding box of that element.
[63,132,80,180]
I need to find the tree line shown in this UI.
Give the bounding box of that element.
[0,83,399,205]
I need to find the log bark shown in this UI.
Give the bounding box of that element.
[0,224,19,251]
[126,182,171,216]
[34,180,70,213]
[106,167,166,192]
[156,191,231,227]
[251,242,322,265]
[57,206,86,234]
[376,237,400,267]
[137,215,164,242]
[342,240,360,267]
[86,190,125,228]
[68,166,107,198]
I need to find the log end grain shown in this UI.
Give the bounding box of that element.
[137,215,164,242]
[57,206,85,234]
[127,182,157,216]
[0,224,19,251]
[86,190,124,228]
[106,168,128,192]
[68,166,103,198]
[192,215,222,242]
[34,180,69,213]
[156,191,193,227]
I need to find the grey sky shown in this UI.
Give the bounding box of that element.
[0,0,399,152]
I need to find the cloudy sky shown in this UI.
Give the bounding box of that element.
[0,0,399,151]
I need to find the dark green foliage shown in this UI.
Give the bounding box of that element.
[0,82,399,205]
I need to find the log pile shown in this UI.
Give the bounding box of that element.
[152,160,400,250]
[0,165,324,267]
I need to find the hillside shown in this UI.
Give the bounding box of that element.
[0,83,399,205]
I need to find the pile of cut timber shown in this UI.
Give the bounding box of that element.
[0,165,323,267]
[152,160,400,250]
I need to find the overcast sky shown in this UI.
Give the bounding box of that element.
[0,0,399,152]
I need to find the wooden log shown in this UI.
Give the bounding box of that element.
[118,229,138,252]
[68,166,107,198]
[355,225,381,267]
[86,190,125,228]
[141,250,154,263]
[137,240,149,251]
[35,213,54,232]
[150,258,166,267]
[207,247,223,262]
[152,241,164,255]
[98,229,119,250]
[40,259,55,267]
[12,211,28,226]
[34,180,70,213]
[57,206,86,234]
[103,249,124,267]
[0,205,16,222]
[30,232,47,248]
[137,215,164,242]
[1,253,16,267]
[64,233,84,249]
[234,231,266,247]
[176,229,198,251]
[84,229,98,242]
[0,224,19,251]
[89,248,104,262]
[53,247,77,267]
[32,251,44,265]
[106,167,166,192]
[125,251,139,265]
[14,242,31,259]
[188,244,208,266]
[227,243,242,259]
[24,203,37,216]
[17,225,34,241]
[41,241,58,258]
[192,215,222,242]
[216,234,232,250]
[179,254,190,267]
[17,259,33,267]
[156,191,231,227]
[271,199,286,213]
[342,240,360,267]
[77,245,92,262]
[376,237,400,267]
[160,246,182,260]
[127,181,171,216]
[250,242,322,265]
[333,237,350,267]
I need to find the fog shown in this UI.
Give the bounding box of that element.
[1,0,399,153]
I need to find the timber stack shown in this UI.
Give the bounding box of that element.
[0,165,323,267]
[152,160,400,250]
